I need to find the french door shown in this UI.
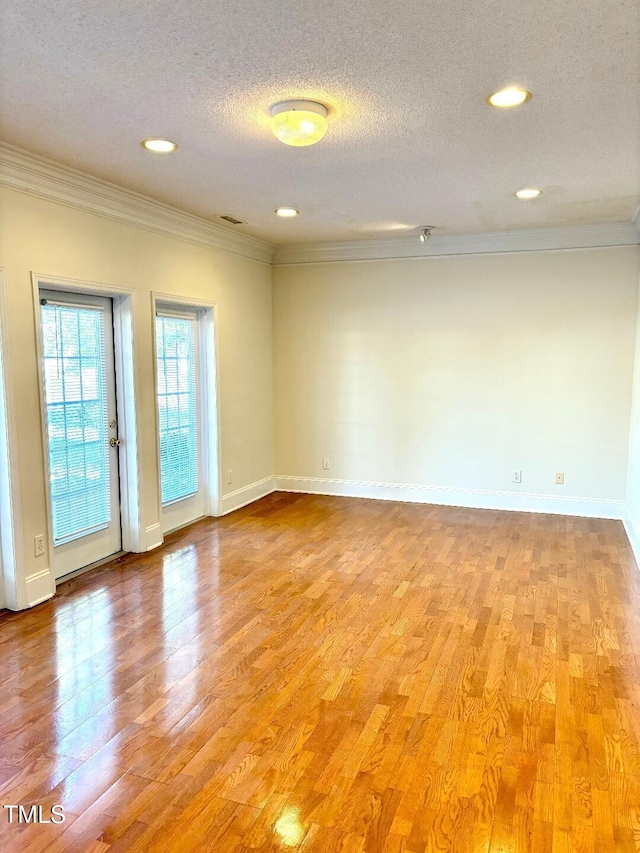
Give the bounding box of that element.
[155,307,205,532]
[40,290,122,579]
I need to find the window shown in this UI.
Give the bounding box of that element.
[41,300,112,544]
[155,312,199,505]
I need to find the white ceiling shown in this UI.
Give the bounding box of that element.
[1,1,638,245]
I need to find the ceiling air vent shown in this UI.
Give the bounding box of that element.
[219,214,246,225]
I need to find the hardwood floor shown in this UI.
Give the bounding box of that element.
[1,493,639,852]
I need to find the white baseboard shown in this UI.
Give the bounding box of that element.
[25,567,55,608]
[220,476,276,516]
[145,523,164,551]
[275,475,624,520]
[623,506,640,569]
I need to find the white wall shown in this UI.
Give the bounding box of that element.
[274,247,640,515]
[0,187,274,607]
[625,269,640,560]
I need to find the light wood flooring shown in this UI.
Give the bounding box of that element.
[1,493,639,852]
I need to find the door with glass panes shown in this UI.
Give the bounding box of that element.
[155,308,205,532]
[40,291,122,578]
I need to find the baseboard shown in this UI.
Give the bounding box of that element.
[623,506,640,569]
[220,476,276,515]
[275,475,624,519]
[145,523,164,551]
[25,567,55,608]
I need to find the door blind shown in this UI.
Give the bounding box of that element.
[41,302,111,544]
[155,314,198,504]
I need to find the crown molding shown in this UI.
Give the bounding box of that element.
[273,222,640,265]
[0,143,274,265]
[2,144,638,268]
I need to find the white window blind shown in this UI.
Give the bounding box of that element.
[41,302,111,544]
[156,313,198,505]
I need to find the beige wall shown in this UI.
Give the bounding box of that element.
[0,187,274,588]
[274,247,640,508]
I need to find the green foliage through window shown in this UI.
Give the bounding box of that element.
[156,315,198,504]
[42,304,110,543]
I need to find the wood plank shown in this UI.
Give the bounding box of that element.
[0,493,638,851]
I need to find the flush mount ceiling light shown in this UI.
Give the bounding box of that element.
[485,87,532,108]
[275,207,299,217]
[514,187,543,199]
[270,100,328,147]
[141,138,178,153]
[419,227,434,242]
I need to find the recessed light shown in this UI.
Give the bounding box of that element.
[270,100,328,147]
[141,138,178,153]
[486,87,532,108]
[514,187,543,199]
[275,207,299,217]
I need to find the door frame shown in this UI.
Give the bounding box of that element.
[39,290,122,578]
[151,292,222,527]
[0,268,23,610]
[32,273,144,565]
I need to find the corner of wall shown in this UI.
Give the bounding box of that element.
[623,509,640,569]
[623,262,640,570]
[220,476,276,516]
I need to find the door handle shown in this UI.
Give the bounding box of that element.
[110,437,122,447]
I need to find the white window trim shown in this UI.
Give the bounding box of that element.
[0,268,25,610]
[31,273,145,564]
[151,292,222,527]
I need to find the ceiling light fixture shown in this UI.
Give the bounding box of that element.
[275,207,299,217]
[419,227,434,242]
[141,138,178,153]
[486,87,532,108]
[514,187,542,199]
[270,100,328,147]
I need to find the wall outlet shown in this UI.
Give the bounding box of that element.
[34,534,45,557]
[227,469,233,485]
[513,470,522,484]
[322,457,330,470]
[555,472,565,485]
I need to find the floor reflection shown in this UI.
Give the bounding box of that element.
[273,806,305,847]
[160,544,205,701]
[54,586,114,735]
[54,586,112,668]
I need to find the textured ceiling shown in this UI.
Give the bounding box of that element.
[1,0,639,245]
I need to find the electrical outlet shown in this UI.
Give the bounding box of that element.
[322,457,330,470]
[34,534,45,557]
[227,469,233,485]
[513,470,522,484]
[555,472,564,485]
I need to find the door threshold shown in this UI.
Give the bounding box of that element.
[55,550,126,585]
